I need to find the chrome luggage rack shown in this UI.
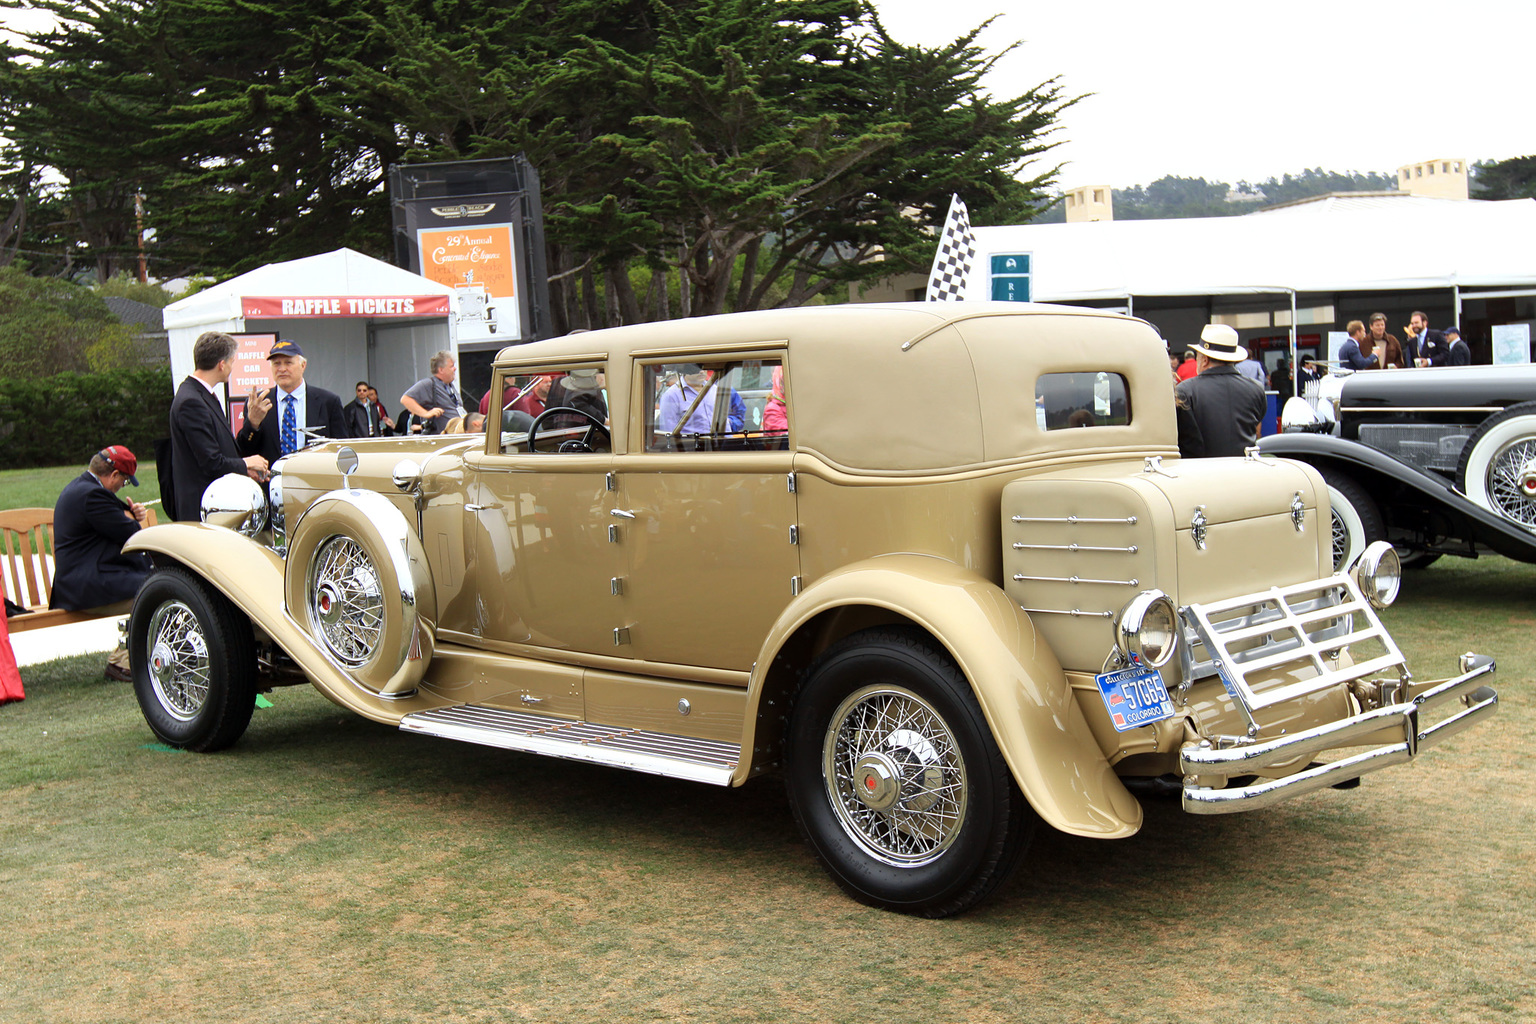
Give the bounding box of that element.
[1177,575,1408,734]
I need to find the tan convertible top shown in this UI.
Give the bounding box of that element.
[494,302,1178,473]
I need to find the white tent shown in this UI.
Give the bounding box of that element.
[960,196,1536,303]
[163,248,462,412]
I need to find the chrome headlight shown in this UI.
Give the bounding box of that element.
[200,473,267,537]
[1115,590,1179,668]
[1352,541,1401,609]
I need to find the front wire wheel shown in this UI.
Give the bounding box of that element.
[130,566,258,751]
[786,627,1034,917]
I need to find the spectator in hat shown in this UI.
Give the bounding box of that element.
[237,339,349,465]
[50,446,154,680]
[1445,326,1472,366]
[547,368,608,424]
[1174,324,1268,458]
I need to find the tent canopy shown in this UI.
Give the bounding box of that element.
[966,197,1536,303]
[163,247,457,329]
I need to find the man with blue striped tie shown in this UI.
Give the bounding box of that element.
[237,340,349,472]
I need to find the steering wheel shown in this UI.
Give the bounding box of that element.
[526,406,610,454]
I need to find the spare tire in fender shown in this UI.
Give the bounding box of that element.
[284,489,437,696]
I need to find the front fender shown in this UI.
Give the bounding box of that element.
[747,554,1141,839]
[1259,432,1536,559]
[123,524,424,724]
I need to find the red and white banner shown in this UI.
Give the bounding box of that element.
[241,295,451,318]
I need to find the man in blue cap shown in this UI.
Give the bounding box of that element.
[237,339,348,466]
[51,445,154,680]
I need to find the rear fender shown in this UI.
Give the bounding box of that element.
[746,554,1141,838]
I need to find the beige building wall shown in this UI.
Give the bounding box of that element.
[1396,158,1469,200]
[1064,185,1114,222]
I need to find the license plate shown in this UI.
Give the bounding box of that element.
[1095,664,1176,732]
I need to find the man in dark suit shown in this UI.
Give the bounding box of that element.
[169,331,269,521]
[1406,310,1447,366]
[51,446,154,679]
[343,380,386,438]
[236,340,349,465]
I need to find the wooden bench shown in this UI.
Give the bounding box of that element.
[1,505,157,633]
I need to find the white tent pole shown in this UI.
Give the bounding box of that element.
[1289,289,1298,395]
[1454,284,1462,326]
[1127,294,1134,317]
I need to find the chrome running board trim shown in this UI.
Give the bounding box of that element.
[399,704,740,786]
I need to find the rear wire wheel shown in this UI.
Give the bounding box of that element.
[784,627,1034,917]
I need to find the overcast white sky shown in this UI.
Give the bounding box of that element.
[871,0,1536,189]
[7,2,1533,191]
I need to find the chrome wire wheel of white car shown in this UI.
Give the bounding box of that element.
[1320,469,1383,572]
[307,535,385,666]
[129,567,258,751]
[785,627,1034,917]
[823,685,968,866]
[1458,403,1536,533]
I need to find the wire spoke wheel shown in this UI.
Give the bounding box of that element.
[1484,438,1536,529]
[129,567,257,752]
[1458,403,1536,535]
[824,686,968,866]
[785,627,1034,917]
[309,535,384,666]
[146,600,211,721]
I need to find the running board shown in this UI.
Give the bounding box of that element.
[399,704,740,786]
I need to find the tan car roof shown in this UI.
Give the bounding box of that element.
[493,303,1178,473]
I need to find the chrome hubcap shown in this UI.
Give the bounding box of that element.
[145,600,210,721]
[823,686,967,867]
[309,536,384,666]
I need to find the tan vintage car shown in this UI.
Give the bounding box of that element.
[125,303,1499,917]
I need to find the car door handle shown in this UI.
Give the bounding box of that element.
[609,508,636,519]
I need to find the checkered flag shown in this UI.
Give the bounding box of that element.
[926,194,975,302]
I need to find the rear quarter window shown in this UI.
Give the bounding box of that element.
[1036,372,1131,430]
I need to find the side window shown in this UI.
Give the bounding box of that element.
[494,366,610,454]
[643,357,787,452]
[1035,371,1130,430]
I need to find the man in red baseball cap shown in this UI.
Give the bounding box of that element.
[51,445,154,680]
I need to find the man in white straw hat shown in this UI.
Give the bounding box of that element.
[1175,324,1268,458]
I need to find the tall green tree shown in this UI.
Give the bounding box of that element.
[1,0,1075,328]
[1472,155,1536,200]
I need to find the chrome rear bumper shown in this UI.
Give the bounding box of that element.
[1179,655,1498,813]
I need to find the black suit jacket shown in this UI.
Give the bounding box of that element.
[50,473,152,611]
[343,398,385,438]
[169,376,248,522]
[237,385,349,464]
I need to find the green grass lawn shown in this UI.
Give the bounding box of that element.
[1,555,1533,1023]
[1,461,163,512]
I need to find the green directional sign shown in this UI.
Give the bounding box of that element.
[989,252,1031,302]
